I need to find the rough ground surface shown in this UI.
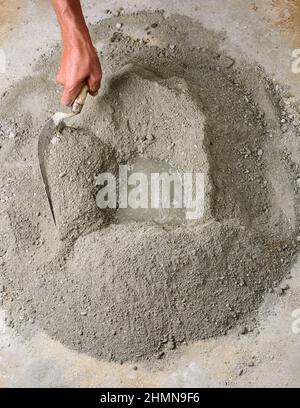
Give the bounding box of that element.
[0,12,299,363]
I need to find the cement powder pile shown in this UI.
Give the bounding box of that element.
[47,127,117,240]
[0,12,299,363]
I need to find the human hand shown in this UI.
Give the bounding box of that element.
[57,41,102,107]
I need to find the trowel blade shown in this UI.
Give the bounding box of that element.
[38,112,74,225]
[38,117,57,225]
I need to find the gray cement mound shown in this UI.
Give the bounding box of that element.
[0,12,299,363]
[47,127,117,240]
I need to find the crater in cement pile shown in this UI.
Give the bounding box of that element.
[0,12,298,363]
[116,157,188,225]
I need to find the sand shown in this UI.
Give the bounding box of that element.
[0,11,299,362]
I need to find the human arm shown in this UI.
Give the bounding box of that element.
[51,0,102,106]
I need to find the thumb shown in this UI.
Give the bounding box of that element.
[61,82,84,107]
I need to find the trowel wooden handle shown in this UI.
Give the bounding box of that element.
[71,84,89,115]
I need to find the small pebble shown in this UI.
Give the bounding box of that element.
[147,134,155,141]
[275,287,284,296]
[6,318,13,327]
[280,283,290,291]
[166,340,176,350]
[239,326,248,335]
[237,368,244,376]
[51,136,60,145]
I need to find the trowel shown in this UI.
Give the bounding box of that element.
[38,84,89,225]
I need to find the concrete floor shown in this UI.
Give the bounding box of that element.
[0,0,300,388]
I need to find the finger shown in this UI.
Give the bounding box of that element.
[61,82,84,107]
[88,76,101,96]
[89,90,99,97]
